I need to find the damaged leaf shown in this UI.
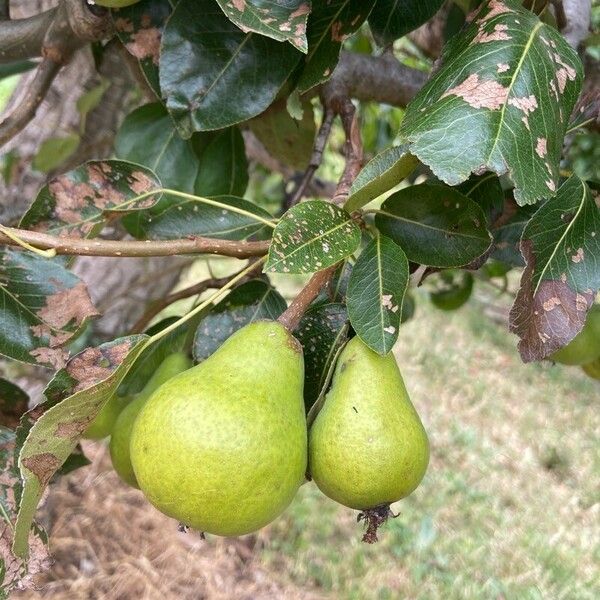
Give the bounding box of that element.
[0,251,98,369]
[399,0,582,205]
[509,176,600,362]
[20,160,162,239]
[215,0,311,53]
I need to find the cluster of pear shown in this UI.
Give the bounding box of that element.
[84,321,429,540]
[549,304,600,381]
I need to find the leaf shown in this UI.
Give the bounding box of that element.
[194,127,249,197]
[115,103,198,192]
[293,302,348,411]
[346,235,409,355]
[369,0,444,45]
[491,204,538,266]
[113,0,172,95]
[248,99,315,170]
[32,135,80,174]
[399,0,583,205]
[345,145,419,212]
[0,251,99,369]
[76,79,111,133]
[297,0,377,92]
[509,177,600,362]
[0,379,29,430]
[13,335,149,558]
[161,0,301,135]
[456,173,504,225]
[193,279,287,362]
[215,0,311,53]
[0,60,36,79]
[266,200,361,273]
[123,195,273,241]
[20,160,161,239]
[375,184,492,267]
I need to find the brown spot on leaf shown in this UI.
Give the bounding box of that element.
[127,27,161,66]
[497,63,510,73]
[571,248,584,263]
[476,0,513,23]
[22,453,61,487]
[441,73,509,110]
[508,95,538,115]
[29,347,69,370]
[55,417,93,440]
[536,138,547,158]
[473,23,511,43]
[114,17,134,33]
[37,282,99,331]
[331,21,345,42]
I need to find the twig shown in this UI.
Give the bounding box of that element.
[278,264,338,331]
[0,226,271,258]
[0,0,9,21]
[285,108,335,209]
[0,8,57,62]
[131,261,263,333]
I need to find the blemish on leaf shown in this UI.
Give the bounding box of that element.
[22,453,61,487]
[473,23,511,43]
[37,282,99,331]
[127,27,161,66]
[536,138,548,158]
[571,248,584,263]
[441,74,509,110]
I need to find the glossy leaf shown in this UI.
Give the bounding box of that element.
[215,0,310,53]
[124,195,273,241]
[369,0,444,45]
[115,103,198,192]
[32,135,80,174]
[113,0,172,95]
[248,99,315,170]
[346,235,409,355]
[375,184,492,267]
[161,0,302,135]
[297,0,377,92]
[491,204,538,266]
[0,251,98,369]
[345,145,419,212]
[194,127,249,197]
[509,177,600,362]
[20,161,161,238]
[193,279,287,362]
[13,335,149,558]
[399,0,583,205]
[266,200,361,273]
[456,173,504,225]
[294,302,348,411]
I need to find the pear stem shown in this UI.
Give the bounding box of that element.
[277,264,339,331]
[357,504,394,544]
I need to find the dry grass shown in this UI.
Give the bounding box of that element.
[13,289,600,600]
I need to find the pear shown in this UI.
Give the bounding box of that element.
[582,358,600,381]
[550,305,600,366]
[308,336,429,541]
[129,321,307,537]
[110,352,192,488]
[83,393,130,440]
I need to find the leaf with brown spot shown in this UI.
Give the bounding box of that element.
[0,250,98,368]
[400,0,583,205]
[509,177,600,362]
[20,160,161,239]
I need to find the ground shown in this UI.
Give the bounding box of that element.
[13,282,600,600]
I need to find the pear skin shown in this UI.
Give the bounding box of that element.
[309,336,429,512]
[110,352,192,487]
[582,358,600,380]
[551,305,600,366]
[130,321,307,537]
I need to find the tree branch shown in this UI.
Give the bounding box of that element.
[1,0,10,21]
[278,264,338,331]
[0,226,271,258]
[0,8,57,62]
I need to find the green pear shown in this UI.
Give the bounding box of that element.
[94,0,141,7]
[550,305,600,366]
[130,321,307,537]
[83,393,130,440]
[582,358,600,380]
[110,352,192,488]
[308,336,429,513]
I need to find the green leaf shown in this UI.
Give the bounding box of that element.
[266,200,361,273]
[113,0,172,96]
[399,0,583,205]
[194,127,249,197]
[0,379,29,430]
[369,0,444,45]
[509,177,600,362]
[32,135,80,174]
[76,79,111,133]
[215,0,310,53]
[0,60,36,80]
[491,204,538,266]
[248,99,315,170]
[123,194,273,241]
[345,145,419,212]
[13,335,149,559]
[298,0,377,92]
[346,235,409,355]
[0,251,98,368]
[375,183,492,267]
[193,279,286,362]
[20,160,162,239]
[161,0,301,135]
[456,173,504,225]
[293,302,348,411]
[115,103,198,192]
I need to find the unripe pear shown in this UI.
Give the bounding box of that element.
[582,358,600,380]
[94,0,141,8]
[130,321,307,537]
[550,305,600,366]
[110,352,192,487]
